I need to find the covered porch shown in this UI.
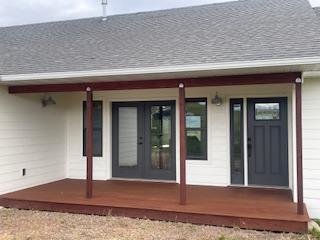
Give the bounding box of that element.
[0,179,309,232]
[0,72,308,232]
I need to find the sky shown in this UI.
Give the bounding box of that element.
[0,0,320,27]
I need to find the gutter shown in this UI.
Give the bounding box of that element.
[1,56,320,82]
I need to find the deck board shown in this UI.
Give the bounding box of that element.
[0,179,309,232]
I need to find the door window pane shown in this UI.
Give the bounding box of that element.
[186,98,207,160]
[230,99,244,185]
[150,105,172,170]
[255,103,280,120]
[83,101,103,157]
[118,107,138,167]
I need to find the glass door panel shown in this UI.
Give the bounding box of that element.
[144,101,176,180]
[118,107,138,168]
[112,103,143,178]
[150,105,172,170]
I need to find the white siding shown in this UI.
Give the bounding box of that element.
[302,78,320,218]
[0,85,67,194]
[65,84,293,188]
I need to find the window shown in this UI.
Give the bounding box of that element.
[186,98,207,160]
[83,101,103,157]
[230,99,244,185]
[255,103,280,120]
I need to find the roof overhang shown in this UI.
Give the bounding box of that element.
[1,57,320,86]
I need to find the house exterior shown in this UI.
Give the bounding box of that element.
[1,0,320,232]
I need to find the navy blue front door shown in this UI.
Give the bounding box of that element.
[247,98,289,187]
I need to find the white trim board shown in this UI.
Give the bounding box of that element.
[1,57,320,82]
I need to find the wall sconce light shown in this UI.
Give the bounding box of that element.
[212,92,223,106]
[41,95,56,107]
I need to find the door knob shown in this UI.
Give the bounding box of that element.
[248,138,252,158]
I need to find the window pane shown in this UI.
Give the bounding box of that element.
[83,101,103,157]
[93,102,103,128]
[186,99,207,160]
[118,107,138,167]
[255,103,280,120]
[230,99,244,185]
[186,130,206,159]
[186,100,206,128]
[150,105,172,170]
[93,129,102,156]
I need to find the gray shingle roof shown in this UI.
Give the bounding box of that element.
[314,7,320,18]
[1,0,320,75]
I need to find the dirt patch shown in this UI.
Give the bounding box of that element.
[0,208,314,240]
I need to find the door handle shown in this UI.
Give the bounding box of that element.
[248,138,252,158]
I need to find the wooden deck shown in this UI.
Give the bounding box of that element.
[0,179,309,233]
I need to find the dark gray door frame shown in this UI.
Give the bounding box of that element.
[112,102,144,179]
[112,101,176,180]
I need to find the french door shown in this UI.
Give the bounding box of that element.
[112,101,176,180]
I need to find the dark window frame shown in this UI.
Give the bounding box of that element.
[230,98,244,185]
[83,101,103,157]
[185,98,208,161]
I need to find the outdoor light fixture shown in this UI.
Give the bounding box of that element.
[41,95,56,107]
[212,92,223,106]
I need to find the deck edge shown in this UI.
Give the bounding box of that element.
[0,198,308,233]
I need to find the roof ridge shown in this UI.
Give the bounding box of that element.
[0,0,240,29]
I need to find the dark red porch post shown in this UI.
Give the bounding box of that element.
[86,87,93,198]
[179,83,187,205]
[295,78,304,214]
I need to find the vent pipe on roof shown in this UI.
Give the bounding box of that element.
[102,0,108,21]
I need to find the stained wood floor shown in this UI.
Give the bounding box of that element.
[0,179,309,233]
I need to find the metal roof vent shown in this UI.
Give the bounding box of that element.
[102,0,108,21]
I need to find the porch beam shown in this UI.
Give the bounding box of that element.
[86,87,93,199]
[179,83,186,205]
[8,72,299,94]
[295,77,304,215]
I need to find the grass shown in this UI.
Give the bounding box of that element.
[309,220,320,240]
[310,228,320,240]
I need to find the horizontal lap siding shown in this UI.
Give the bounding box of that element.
[66,92,109,180]
[0,86,67,194]
[302,78,320,219]
[65,85,292,188]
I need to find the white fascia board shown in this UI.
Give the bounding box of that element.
[1,56,320,82]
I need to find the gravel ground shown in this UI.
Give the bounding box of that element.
[0,208,314,240]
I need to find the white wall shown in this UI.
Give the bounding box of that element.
[302,78,320,219]
[0,85,67,194]
[65,84,293,188]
